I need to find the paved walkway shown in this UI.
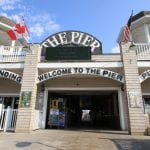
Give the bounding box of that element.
[0,129,150,150]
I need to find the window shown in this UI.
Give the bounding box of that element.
[0,96,19,109]
[144,97,150,114]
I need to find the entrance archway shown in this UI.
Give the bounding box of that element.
[40,86,126,131]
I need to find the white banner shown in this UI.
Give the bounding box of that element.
[38,67,124,83]
[0,69,22,83]
[139,69,150,83]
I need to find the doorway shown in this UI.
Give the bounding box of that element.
[46,91,120,130]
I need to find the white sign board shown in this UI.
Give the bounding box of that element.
[128,90,143,108]
[41,31,102,53]
[38,67,124,83]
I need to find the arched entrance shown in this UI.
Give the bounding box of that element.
[37,72,126,131]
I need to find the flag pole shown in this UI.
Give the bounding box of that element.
[122,10,134,43]
[129,10,133,43]
[11,40,15,47]
[21,16,33,53]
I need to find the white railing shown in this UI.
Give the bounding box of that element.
[136,43,150,60]
[0,107,18,132]
[0,109,6,130]
[0,46,27,62]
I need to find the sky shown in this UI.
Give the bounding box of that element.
[0,0,150,53]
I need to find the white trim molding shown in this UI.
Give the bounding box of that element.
[38,62,123,69]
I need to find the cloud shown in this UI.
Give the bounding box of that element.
[30,23,44,37]
[0,0,61,42]
[1,5,15,10]
[112,46,120,53]
[10,14,22,23]
[0,0,21,10]
[29,14,61,39]
[30,21,60,37]
[46,21,60,32]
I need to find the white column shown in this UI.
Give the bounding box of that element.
[4,106,12,132]
[0,97,2,117]
[118,89,126,130]
[144,24,150,43]
[0,104,2,117]
[42,88,48,128]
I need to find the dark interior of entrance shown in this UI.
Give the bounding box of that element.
[46,91,120,130]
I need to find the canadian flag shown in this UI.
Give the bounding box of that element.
[7,21,30,41]
[7,27,22,40]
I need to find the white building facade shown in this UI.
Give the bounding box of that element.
[0,11,150,135]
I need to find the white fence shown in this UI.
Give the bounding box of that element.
[136,43,150,60]
[0,107,18,132]
[0,46,27,62]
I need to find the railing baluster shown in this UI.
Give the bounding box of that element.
[0,109,18,132]
[0,46,28,62]
[148,45,150,59]
[136,43,150,60]
[0,109,6,130]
